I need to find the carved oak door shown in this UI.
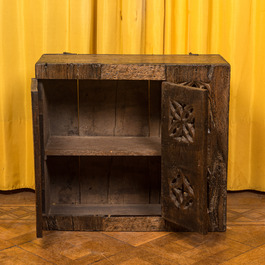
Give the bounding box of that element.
[161,81,208,234]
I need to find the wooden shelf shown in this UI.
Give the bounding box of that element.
[45,136,161,156]
[49,204,161,216]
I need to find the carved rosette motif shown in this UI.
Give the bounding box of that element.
[168,81,209,144]
[169,100,195,143]
[170,169,195,210]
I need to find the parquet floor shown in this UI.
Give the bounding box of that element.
[0,191,264,264]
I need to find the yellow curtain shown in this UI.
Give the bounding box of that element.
[0,0,264,191]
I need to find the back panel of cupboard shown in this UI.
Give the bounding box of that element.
[40,79,162,209]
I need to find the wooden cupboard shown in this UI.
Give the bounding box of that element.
[31,54,230,237]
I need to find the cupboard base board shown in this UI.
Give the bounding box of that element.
[42,215,166,232]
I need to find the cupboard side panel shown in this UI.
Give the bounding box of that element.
[31,79,42,238]
[207,65,230,232]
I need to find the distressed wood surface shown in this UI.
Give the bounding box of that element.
[31,79,42,238]
[79,157,160,205]
[42,215,165,232]
[36,54,228,80]
[161,82,208,234]
[45,136,161,156]
[33,54,230,236]
[47,156,79,205]
[42,80,78,136]
[79,80,117,136]
[106,157,150,204]
[37,54,228,65]
[166,64,230,232]
[206,65,230,232]
[79,80,151,137]
[149,81,162,137]
[49,204,161,216]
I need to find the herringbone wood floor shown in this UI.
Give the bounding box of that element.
[0,191,264,264]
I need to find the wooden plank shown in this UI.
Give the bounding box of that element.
[47,157,79,205]
[80,157,160,205]
[38,81,50,215]
[206,65,230,232]
[42,215,165,231]
[45,136,161,156]
[43,161,50,214]
[38,81,50,146]
[36,63,101,79]
[148,157,161,204]
[103,216,165,232]
[79,80,155,137]
[80,157,110,204]
[43,80,78,136]
[79,80,117,136]
[49,204,161,216]
[31,78,42,238]
[108,157,150,204]
[161,82,208,234]
[36,55,228,80]
[42,216,74,231]
[73,216,103,231]
[115,81,149,136]
[149,81,162,137]
[166,65,213,84]
[101,64,165,80]
[36,54,228,68]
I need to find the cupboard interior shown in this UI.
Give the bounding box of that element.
[41,79,162,216]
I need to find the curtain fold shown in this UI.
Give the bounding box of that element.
[0,0,264,191]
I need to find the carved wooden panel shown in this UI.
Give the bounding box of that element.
[166,65,230,232]
[169,100,195,143]
[161,81,208,234]
[169,168,195,210]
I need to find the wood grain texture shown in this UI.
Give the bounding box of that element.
[36,63,101,79]
[115,81,149,136]
[42,80,78,136]
[79,80,117,136]
[45,136,161,156]
[36,54,228,80]
[166,64,230,232]
[31,79,42,238]
[206,65,230,232]
[49,204,161,216]
[161,82,208,234]
[103,217,165,232]
[149,81,162,137]
[107,157,150,204]
[32,54,230,235]
[79,80,152,137]
[37,54,228,66]
[79,157,161,205]
[101,64,165,80]
[47,156,79,205]
[42,215,165,232]
[80,157,110,204]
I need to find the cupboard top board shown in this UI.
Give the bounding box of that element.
[35,54,229,80]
